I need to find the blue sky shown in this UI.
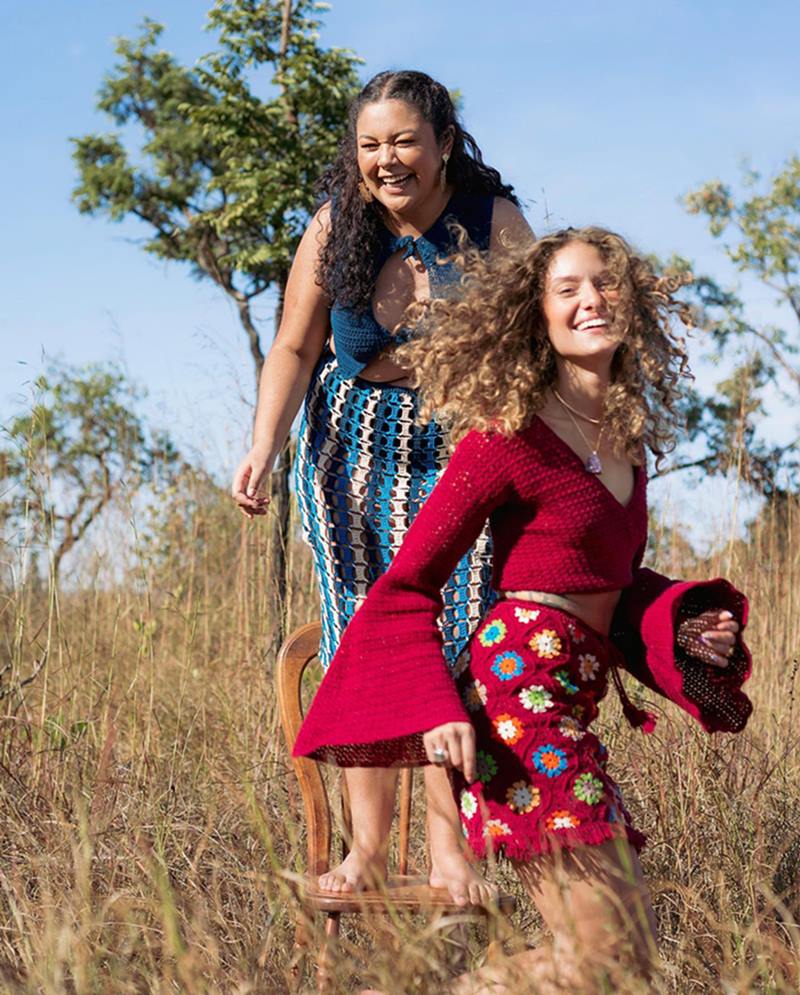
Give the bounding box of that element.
[2,0,799,529]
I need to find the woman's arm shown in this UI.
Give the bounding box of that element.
[231,204,332,518]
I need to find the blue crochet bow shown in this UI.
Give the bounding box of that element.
[387,233,440,270]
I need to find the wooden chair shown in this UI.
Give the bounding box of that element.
[276,621,516,991]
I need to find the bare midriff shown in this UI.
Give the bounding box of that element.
[500,589,623,636]
[357,347,413,385]
[329,335,413,387]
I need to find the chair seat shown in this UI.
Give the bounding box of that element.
[291,872,516,915]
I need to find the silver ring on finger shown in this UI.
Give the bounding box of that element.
[432,747,449,764]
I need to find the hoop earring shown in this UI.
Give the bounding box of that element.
[358,179,373,204]
[439,152,450,193]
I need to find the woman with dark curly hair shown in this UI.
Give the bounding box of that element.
[231,69,532,902]
[295,228,753,990]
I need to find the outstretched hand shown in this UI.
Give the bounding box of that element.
[423,722,477,783]
[677,609,740,669]
[231,446,272,519]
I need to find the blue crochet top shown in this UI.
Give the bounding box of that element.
[331,191,495,378]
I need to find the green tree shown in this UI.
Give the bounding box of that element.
[0,362,177,579]
[71,1,362,624]
[665,155,800,494]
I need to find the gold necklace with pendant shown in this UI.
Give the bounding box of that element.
[553,391,604,474]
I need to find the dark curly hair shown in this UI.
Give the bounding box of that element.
[316,70,519,311]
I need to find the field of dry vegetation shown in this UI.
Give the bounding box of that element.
[1,467,799,994]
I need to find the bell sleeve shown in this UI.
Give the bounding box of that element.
[293,429,517,767]
[612,565,753,734]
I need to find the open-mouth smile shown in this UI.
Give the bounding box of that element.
[379,173,413,189]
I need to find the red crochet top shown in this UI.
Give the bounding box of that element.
[413,416,650,594]
[294,420,752,767]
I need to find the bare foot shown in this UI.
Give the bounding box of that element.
[317,846,387,893]
[429,848,497,907]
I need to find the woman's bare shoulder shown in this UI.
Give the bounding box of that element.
[307,200,332,240]
[490,197,535,254]
[314,200,332,226]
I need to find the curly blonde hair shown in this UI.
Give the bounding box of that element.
[398,226,694,466]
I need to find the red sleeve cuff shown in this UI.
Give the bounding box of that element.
[613,570,753,733]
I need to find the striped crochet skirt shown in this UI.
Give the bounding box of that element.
[295,351,493,670]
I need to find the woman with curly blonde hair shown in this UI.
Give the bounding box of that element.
[295,227,753,990]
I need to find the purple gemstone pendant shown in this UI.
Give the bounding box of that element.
[585,451,603,474]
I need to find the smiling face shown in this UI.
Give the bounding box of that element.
[356,98,452,216]
[541,241,624,372]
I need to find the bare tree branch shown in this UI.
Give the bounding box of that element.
[652,455,719,479]
[742,323,800,387]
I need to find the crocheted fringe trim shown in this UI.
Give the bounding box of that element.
[305,732,428,768]
[465,820,646,862]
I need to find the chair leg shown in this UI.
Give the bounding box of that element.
[316,911,340,993]
[288,910,312,991]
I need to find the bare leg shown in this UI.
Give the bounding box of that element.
[319,766,497,902]
[521,838,658,987]
[425,765,496,907]
[451,839,658,994]
[318,767,398,893]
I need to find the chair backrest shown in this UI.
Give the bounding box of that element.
[276,621,414,878]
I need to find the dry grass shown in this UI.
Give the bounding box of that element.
[0,469,798,994]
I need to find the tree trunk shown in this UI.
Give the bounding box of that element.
[270,434,294,642]
[235,295,265,385]
[269,274,292,644]
[280,0,292,59]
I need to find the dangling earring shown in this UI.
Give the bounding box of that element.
[439,153,450,193]
[358,179,373,204]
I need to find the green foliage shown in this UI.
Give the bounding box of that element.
[667,156,800,493]
[686,156,800,288]
[0,361,178,576]
[71,2,362,376]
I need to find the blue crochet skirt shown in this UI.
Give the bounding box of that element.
[295,351,494,670]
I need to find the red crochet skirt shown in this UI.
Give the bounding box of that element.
[452,598,646,860]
